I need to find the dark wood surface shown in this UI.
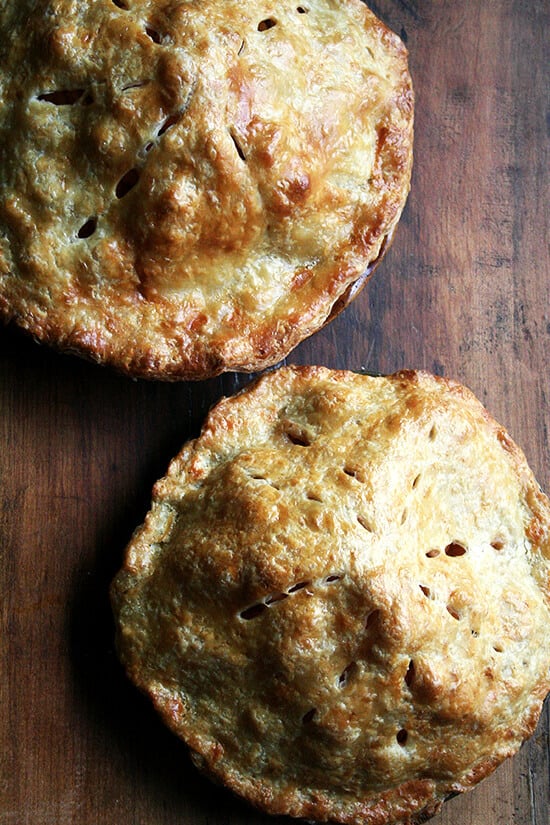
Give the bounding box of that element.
[1,1,548,823]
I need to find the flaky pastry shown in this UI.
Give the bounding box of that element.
[0,0,412,379]
[111,366,550,825]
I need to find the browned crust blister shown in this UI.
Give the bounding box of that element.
[0,0,412,379]
[111,366,550,825]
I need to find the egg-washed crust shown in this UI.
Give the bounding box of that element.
[0,0,413,380]
[111,366,550,825]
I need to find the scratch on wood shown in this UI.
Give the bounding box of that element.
[527,763,538,825]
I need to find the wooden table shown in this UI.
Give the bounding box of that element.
[1,1,548,823]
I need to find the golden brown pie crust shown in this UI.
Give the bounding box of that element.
[111,366,550,825]
[0,0,413,379]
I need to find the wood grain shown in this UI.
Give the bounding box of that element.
[0,1,548,824]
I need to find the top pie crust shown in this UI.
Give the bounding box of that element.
[111,366,550,825]
[0,0,413,379]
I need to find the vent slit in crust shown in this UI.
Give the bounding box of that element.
[115,168,140,199]
[121,79,150,92]
[77,217,97,239]
[37,89,87,105]
[445,542,467,557]
[229,129,246,161]
[157,113,181,137]
[145,25,162,43]
[257,18,277,31]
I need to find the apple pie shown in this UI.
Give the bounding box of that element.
[111,366,550,824]
[0,1,413,379]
